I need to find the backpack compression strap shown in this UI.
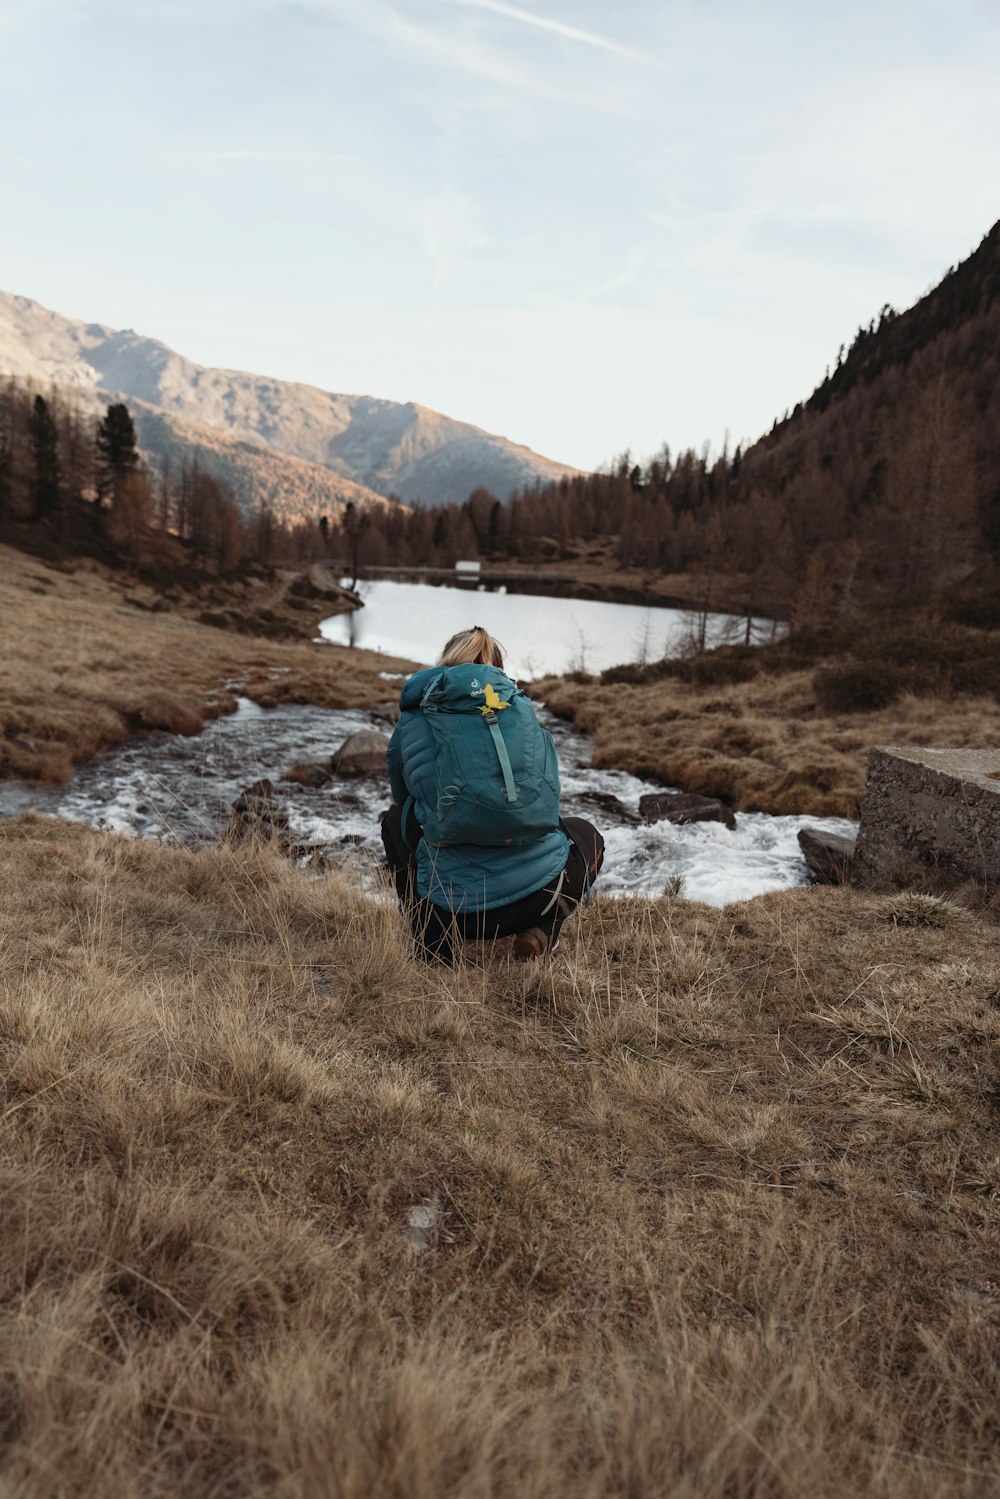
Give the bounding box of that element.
[484,710,518,803]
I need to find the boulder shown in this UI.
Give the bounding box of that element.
[227,778,290,845]
[639,791,737,831]
[227,779,329,862]
[370,700,401,727]
[331,729,389,777]
[798,826,857,885]
[574,789,640,825]
[853,746,1000,887]
[282,760,331,788]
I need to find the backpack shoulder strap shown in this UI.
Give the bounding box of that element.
[484,708,518,803]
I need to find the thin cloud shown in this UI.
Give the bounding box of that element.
[306,0,655,113]
[447,0,658,66]
[396,10,655,117]
[170,150,362,163]
[581,251,648,301]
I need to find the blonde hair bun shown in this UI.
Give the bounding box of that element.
[439,626,506,670]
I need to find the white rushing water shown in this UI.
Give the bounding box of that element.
[319,578,776,680]
[0,697,856,908]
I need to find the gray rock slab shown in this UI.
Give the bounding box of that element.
[798,826,857,885]
[853,746,1000,886]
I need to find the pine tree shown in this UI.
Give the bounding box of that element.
[29,395,62,521]
[255,504,277,567]
[96,402,139,507]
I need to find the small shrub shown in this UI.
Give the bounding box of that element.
[950,652,1000,696]
[942,568,1000,630]
[813,628,1000,710]
[946,595,1000,629]
[813,661,915,713]
[601,646,760,689]
[682,651,761,687]
[600,661,671,686]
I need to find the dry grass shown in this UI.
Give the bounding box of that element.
[0,545,413,783]
[538,668,1000,817]
[2,812,999,1496]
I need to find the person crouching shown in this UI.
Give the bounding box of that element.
[380,625,603,965]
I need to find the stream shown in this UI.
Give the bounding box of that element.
[0,690,856,907]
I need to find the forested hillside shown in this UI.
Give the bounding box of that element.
[333,221,1000,619]
[0,381,345,573]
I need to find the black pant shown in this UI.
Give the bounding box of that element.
[380,806,604,965]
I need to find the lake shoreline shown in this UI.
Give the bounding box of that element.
[321,577,771,681]
[352,562,782,618]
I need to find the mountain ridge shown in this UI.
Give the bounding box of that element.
[0,291,580,512]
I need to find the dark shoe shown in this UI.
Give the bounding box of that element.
[511,927,549,960]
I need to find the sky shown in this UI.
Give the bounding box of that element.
[1,0,999,472]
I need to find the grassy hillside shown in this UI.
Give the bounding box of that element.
[0,544,412,783]
[1,814,998,1496]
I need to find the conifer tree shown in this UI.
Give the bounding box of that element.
[255,504,277,567]
[29,395,62,521]
[96,402,139,507]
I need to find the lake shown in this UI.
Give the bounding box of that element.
[319,579,774,679]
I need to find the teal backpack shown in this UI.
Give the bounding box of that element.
[416,664,561,848]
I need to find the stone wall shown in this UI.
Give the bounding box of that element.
[853,746,1000,886]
